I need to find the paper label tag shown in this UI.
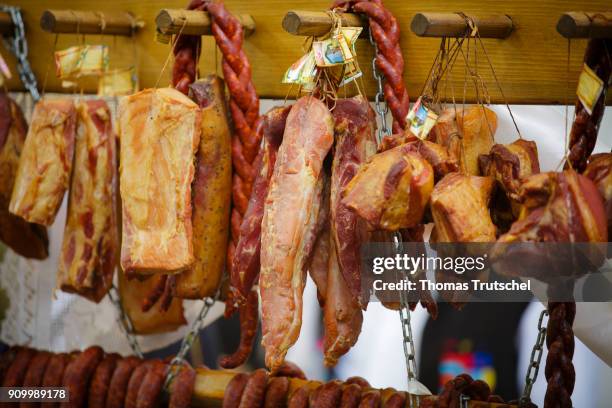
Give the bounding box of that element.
[406,97,439,139]
[55,45,109,79]
[78,45,109,76]
[283,26,362,90]
[576,63,604,115]
[55,46,83,78]
[98,67,138,96]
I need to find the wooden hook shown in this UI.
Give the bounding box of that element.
[40,9,144,36]
[556,11,612,39]
[281,10,365,37]
[155,9,255,37]
[410,12,513,39]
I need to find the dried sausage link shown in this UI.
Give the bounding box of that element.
[331,0,409,133]
[219,289,258,369]
[88,353,120,408]
[238,369,268,408]
[124,360,154,408]
[60,346,104,408]
[41,354,71,408]
[287,386,310,408]
[340,383,362,408]
[272,361,306,380]
[136,360,167,408]
[263,377,289,408]
[222,373,249,408]
[2,347,36,408]
[105,356,141,408]
[20,351,52,408]
[0,347,21,384]
[168,365,196,408]
[358,390,381,408]
[311,381,342,408]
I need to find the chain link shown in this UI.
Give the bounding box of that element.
[107,284,144,358]
[368,27,389,143]
[520,308,548,407]
[163,294,217,389]
[0,6,40,101]
[392,233,420,408]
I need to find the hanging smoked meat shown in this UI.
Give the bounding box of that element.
[430,106,497,176]
[118,88,201,276]
[584,153,611,240]
[342,145,434,231]
[498,171,607,244]
[260,96,334,372]
[230,105,291,302]
[174,76,232,299]
[430,173,496,242]
[58,101,118,303]
[118,272,186,335]
[330,96,377,309]
[0,93,48,259]
[479,139,540,200]
[9,99,76,226]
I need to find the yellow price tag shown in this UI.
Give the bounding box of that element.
[576,63,604,115]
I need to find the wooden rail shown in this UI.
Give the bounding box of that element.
[281,10,365,37]
[40,9,143,36]
[155,9,255,37]
[410,12,514,38]
[556,11,612,38]
[189,367,518,408]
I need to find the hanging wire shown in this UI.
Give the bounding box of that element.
[154,19,188,89]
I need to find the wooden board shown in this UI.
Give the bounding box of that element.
[1,0,610,104]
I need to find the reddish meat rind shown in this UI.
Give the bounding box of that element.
[20,351,51,408]
[105,356,141,408]
[238,369,268,408]
[263,377,289,408]
[41,353,70,408]
[357,390,381,408]
[567,39,612,173]
[311,381,343,408]
[88,353,120,408]
[135,360,167,408]
[287,386,310,408]
[272,361,306,380]
[124,361,154,408]
[169,365,196,408]
[60,346,103,408]
[219,289,258,368]
[231,106,290,302]
[222,373,249,408]
[340,383,362,408]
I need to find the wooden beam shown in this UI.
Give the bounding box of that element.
[155,9,255,37]
[410,12,514,38]
[282,10,365,37]
[0,12,14,35]
[40,9,143,36]
[556,11,612,38]
[190,367,517,408]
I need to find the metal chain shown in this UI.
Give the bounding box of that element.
[520,308,548,407]
[0,6,40,101]
[107,284,144,358]
[163,294,217,390]
[392,234,420,408]
[368,27,390,143]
